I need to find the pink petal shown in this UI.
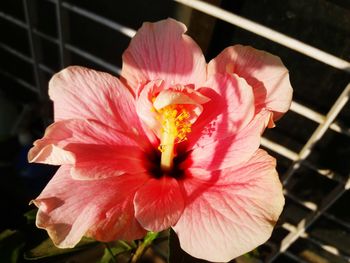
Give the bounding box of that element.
[134,177,184,232]
[28,119,151,179]
[171,84,211,105]
[173,149,284,262]
[28,143,74,165]
[49,66,145,135]
[136,80,165,137]
[33,165,149,248]
[183,73,255,152]
[208,45,293,121]
[182,110,270,171]
[153,89,203,111]
[121,18,206,91]
[67,144,150,180]
[154,85,210,125]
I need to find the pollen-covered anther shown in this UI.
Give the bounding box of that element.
[157,105,192,172]
[160,106,191,145]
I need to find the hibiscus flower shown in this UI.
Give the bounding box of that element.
[28,18,292,262]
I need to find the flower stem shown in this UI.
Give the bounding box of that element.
[130,232,159,263]
[118,240,133,250]
[104,243,117,263]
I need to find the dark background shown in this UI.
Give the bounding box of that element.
[0,0,349,262]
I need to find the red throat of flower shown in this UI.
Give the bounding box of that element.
[157,104,192,173]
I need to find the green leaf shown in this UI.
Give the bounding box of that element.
[0,229,25,263]
[24,237,98,260]
[99,241,134,263]
[24,208,38,224]
[243,248,260,258]
[99,245,126,263]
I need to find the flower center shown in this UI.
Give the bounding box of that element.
[157,105,191,173]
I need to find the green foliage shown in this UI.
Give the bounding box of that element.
[2,208,107,262]
[99,241,134,263]
[0,229,25,263]
[24,237,97,260]
[23,209,37,225]
[4,208,166,262]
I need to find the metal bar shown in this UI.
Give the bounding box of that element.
[65,44,121,74]
[298,84,350,160]
[0,42,32,63]
[303,233,350,262]
[10,104,32,136]
[32,28,59,44]
[290,101,325,124]
[23,0,42,95]
[0,69,37,92]
[39,64,55,75]
[281,224,350,262]
[284,251,314,263]
[284,189,318,211]
[32,29,119,74]
[261,136,348,185]
[0,41,54,75]
[285,190,350,231]
[0,32,119,77]
[0,11,27,28]
[174,0,350,73]
[323,212,350,231]
[269,183,347,262]
[290,101,350,137]
[0,11,59,46]
[283,83,350,184]
[56,0,67,67]
[281,222,296,233]
[282,223,350,262]
[46,0,136,38]
[261,137,299,161]
[302,161,348,185]
[44,0,136,38]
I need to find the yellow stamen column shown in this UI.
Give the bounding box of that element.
[160,118,176,173]
[158,105,191,174]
